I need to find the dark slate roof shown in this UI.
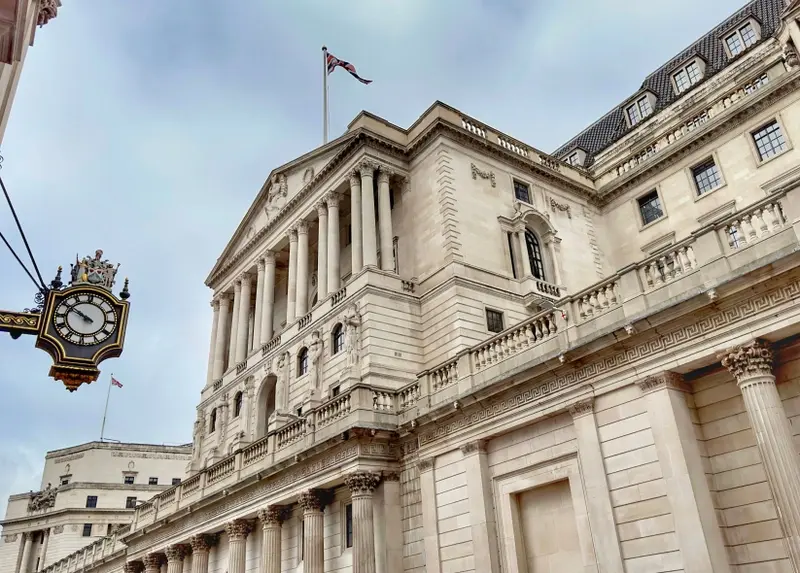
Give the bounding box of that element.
[553,0,786,166]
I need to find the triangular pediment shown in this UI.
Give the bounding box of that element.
[206,132,359,286]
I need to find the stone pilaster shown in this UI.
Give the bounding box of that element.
[142,553,163,573]
[226,519,254,573]
[344,472,381,573]
[37,529,50,572]
[349,172,363,274]
[459,442,501,573]
[206,300,220,386]
[235,272,252,364]
[287,228,298,323]
[261,251,276,344]
[417,458,441,573]
[189,534,216,573]
[298,490,325,573]
[722,340,800,569]
[377,168,394,271]
[316,201,329,300]
[253,260,265,350]
[165,545,189,573]
[259,505,288,573]
[296,221,310,317]
[359,161,378,267]
[327,192,341,292]
[228,280,241,366]
[213,294,231,380]
[16,532,31,573]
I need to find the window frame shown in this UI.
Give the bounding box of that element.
[687,154,726,199]
[148,477,158,486]
[345,502,354,549]
[298,347,309,376]
[233,391,243,417]
[512,179,532,205]
[524,229,546,281]
[82,523,92,537]
[209,408,217,433]
[635,187,667,229]
[331,323,345,355]
[123,475,135,485]
[671,57,705,95]
[624,92,655,127]
[485,308,505,334]
[172,478,182,486]
[721,17,762,59]
[747,116,792,166]
[85,495,98,508]
[125,496,137,509]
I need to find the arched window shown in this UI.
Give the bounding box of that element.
[331,323,345,355]
[298,347,309,376]
[233,391,243,418]
[525,229,546,280]
[209,408,217,433]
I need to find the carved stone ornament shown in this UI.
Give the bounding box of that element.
[143,554,164,569]
[568,399,594,418]
[165,545,189,562]
[298,489,325,512]
[265,174,288,221]
[783,43,800,70]
[3,533,17,543]
[721,339,774,381]
[52,525,64,535]
[344,471,381,496]
[549,197,572,219]
[343,304,362,368]
[308,330,323,391]
[303,166,315,184]
[471,162,496,187]
[123,563,144,573]
[38,0,59,27]
[460,440,487,456]
[417,457,434,472]
[382,471,401,482]
[225,519,254,541]
[27,483,57,512]
[637,371,687,394]
[189,533,217,553]
[258,505,289,525]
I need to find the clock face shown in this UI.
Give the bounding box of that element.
[53,292,118,346]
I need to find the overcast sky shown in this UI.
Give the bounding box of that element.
[0,0,750,505]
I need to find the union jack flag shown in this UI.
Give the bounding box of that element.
[326,52,372,85]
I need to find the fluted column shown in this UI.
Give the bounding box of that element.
[722,340,800,570]
[235,273,252,364]
[226,520,253,573]
[189,534,216,573]
[16,532,32,573]
[165,545,188,573]
[259,505,287,573]
[349,173,363,274]
[206,300,220,386]
[287,229,298,323]
[327,192,341,292]
[360,163,378,267]
[517,229,533,277]
[143,554,163,573]
[253,260,265,350]
[228,280,241,366]
[212,295,231,380]
[37,529,50,572]
[316,201,329,301]
[345,472,381,573]
[260,251,276,345]
[296,221,310,317]
[377,168,394,271]
[298,490,325,573]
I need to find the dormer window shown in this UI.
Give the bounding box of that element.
[672,58,704,94]
[724,19,760,58]
[565,149,586,167]
[625,94,654,127]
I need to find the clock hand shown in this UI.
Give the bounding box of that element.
[71,308,94,324]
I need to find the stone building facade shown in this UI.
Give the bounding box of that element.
[0,442,191,573]
[43,0,800,571]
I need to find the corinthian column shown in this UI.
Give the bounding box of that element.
[344,472,381,573]
[260,251,276,345]
[190,534,216,573]
[327,192,341,292]
[165,545,189,573]
[258,505,287,573]
[143,553,163,573]
[228,280,241,366]
[206,300,220,386]
[298,490,325,573]
[235,273,252,364]
[37,529,49,572]
[123,563,144,573]
[350,173,363,274]
[722,340,800,569]
[226,519,254,573]
[360,163,378,267]
[296,221,310,317]
[253,260,265,350]
[212,294,231,380]
[316,201,328,301]
[376,168,394,271]
[287,228,298,323]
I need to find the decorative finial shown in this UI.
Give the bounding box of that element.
[119,278,130,300]
[50,266,63,290]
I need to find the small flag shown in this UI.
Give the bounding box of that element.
[111,377,123,388]
[326,52,372,85]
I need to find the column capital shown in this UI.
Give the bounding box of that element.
[263,249,276,264]
[568,398,594,419]
[257,259,266,271]
[316,201,328,216]
[326,191,341,208]
[239,271,251,283]
[637,371,689,395]
[344,471,381,496]
[377,167,394,184]
[258,504,289,525]
[721,339,774,383]
[417,457,434,473]
[460,440,488,456]
[123,563,144,573]
[296,220,309,235]
[298,489,326,512]
[210,298,220,310]
[381,470,401,482]
[142,553,164,569]
[165,544,189,562]
[349,171,361,188]
[225,518,254,541]
[358,158,377,176]
[189,533,218,553]
[287,227,298,242]
[233,278,242,290]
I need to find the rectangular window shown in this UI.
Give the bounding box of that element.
[392,236,399,274]
[82,524,92,537]
[60,478,69,486]
[626,95,652,126]
[507,233,517,279]
[171,478,181,486]
[740,22,757,47]
[637,190,664,225]
[296,407,303,417]
[485,309,504,334]
[389,188,395,209]
[301,520,305,560]
[752,120,787,161]
[125,497,137,509]
[566,152,580,166]
[345,503,353,548]
[726,32,743,56]
[332,385,340,397]
[674,61,701,94]
[345,224,352,246]
[123,475,134,485]
[513,180,531,204]
[107,524,113,535]
[726,22,758,56]
[85,496,98,508]
[148,477,158,485]
[691,159,722,195]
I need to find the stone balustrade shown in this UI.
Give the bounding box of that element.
[638,242,698,290]
[41,524,130,573]
[572,277,620,322]
[723,200,786,249]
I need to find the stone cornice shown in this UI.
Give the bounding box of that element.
[0,507,135,527]
[46,441,191,459]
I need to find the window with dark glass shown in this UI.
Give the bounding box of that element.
[234,391,243,417]
[332,324,345,354]
[210,408,217,433]
[149,477,158,485]
[172,478,181,486]
[507,233,517,279]
[692,159,722,195]
[345,503,353,548]
[674,61,701,94]
[123,475,135,485]
[60,477,70,486]
[86,496,97,508]
[301,520,305,560]
[752,121,787,161]
[107,524,113,535]
[626,95,652,126]
[298,347,309,375]
[726,22,758,56]
[485,309,504,334]
[525,230,546,280]
[513,180,531,204]
[125,497,137,509]
[82,524,92,537]
[297,407,303,416]
[345,225,352,246]
[637,191,663,225]
[332,386,340,397]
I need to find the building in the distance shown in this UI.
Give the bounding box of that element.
[0,442,191,573]
[41,0,800,572]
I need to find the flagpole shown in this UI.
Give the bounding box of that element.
[322,45,329,144]
[100,373,113,442]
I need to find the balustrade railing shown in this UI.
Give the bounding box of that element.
[373,390,394,412]
[539,154,562,172]
[574,278,620,321]
[724,200,785,249]
[429,359,459,392]
[316,392,351,428]
[206,456,235,485]
[461,117,486,138]
[472,311,558,373]
[332,286,347,305]
[181,474,201,498]
[262,334,281,356]
[42,524,131,573]
[276,418,306,450]
[639,243,698,290]
[242,435,270,467]
[398,381,421,410]
[498,135,529,158]
[298,312,312,329]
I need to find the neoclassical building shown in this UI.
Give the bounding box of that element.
[0,442,191,573]
[44,0,800,572]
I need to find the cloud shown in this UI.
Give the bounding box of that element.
[0,0,748,508]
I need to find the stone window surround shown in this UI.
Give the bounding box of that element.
[633,183,669,230]
[670,55,707,96]
[484,307,505,334]
[746,113,794,168]
[497,204,560,285]
[720,16,762,59]
[684,150,728,202]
